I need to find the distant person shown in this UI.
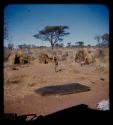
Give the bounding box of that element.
[54,56,58,72]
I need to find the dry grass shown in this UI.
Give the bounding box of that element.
[38,77,47,83]
[4,77,21,85]
[4,79,10,85]
[4,47,109,85]
[95,63,108,73]
[27,76,47,87]
[28,82,36,87]
[68,64,80,74]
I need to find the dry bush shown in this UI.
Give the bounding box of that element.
[75,50,85,62]
[94,47,109,65]
[95,63,108,72]
[4,51,16,65]
[84,52,95,64]
[95,47,109,60]
[4,48,12,62]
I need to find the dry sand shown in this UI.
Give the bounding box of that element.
[4,58,109,116]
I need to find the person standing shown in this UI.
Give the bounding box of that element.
[54,56,58,72]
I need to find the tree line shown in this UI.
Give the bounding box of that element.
[4,25,109,50]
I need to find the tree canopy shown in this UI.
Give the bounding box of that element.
[33,25,70,49]
[75,41,84,47]
[101,33,109,46]
[94,35,101,44]
[95,33,109,47]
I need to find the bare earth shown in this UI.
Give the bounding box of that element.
[4,59,109,116]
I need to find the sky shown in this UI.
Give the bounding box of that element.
[4,4,109,47]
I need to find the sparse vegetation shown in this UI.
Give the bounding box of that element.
[4,37,109,115]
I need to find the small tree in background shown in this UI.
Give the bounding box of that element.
[75,41,84,48]
[67,42,71,47]
[94,35,101,46]
[101,33,109,47]
[8,43,14,50]
[55,43,64,48]
[95,33,109,47]
[33,25,70,50]
[78,41,84,47]
[87,44,91,48]
[94,33,109,59]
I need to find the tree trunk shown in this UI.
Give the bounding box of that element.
[51,43,54,50]
[50,38,54,50]
[52,45,54,50]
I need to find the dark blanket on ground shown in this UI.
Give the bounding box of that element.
[34,83,90,96]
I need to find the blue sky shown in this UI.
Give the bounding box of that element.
[4,4,109,47]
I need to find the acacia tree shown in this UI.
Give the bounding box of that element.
[95,33,109,47]
[101,33,109,46]
[33,25,70,49]
[8,43,14,50]
[94,35,101,46]
[78,41,84,47]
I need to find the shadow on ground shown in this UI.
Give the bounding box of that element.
[34,83,91,96]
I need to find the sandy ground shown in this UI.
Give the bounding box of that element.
[4,59,109,116]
